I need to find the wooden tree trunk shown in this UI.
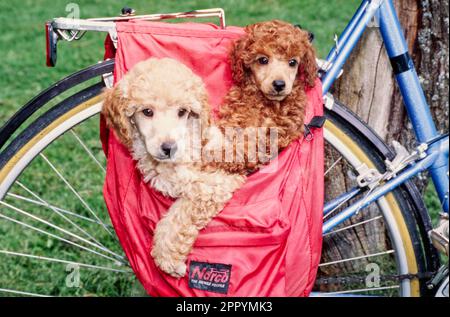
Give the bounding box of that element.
[333,0,449,191]
[319,0,448,282]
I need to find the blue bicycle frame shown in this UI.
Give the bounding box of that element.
[321,0,449,234]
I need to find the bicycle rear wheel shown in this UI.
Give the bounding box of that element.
[0,61,436,296]
[317,100,437,296]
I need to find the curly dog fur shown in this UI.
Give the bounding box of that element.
[102,58,244,278]
[216,20,318,173]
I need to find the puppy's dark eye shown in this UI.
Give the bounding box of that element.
[257,57,269,65]
[178,108,188,118]
[288,59,298,67]
[142,109,154,117]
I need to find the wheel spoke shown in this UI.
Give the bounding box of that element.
[0,209,124,264]
[70,129,106,174]
[325,156,343,176]
[321,285,400,295]
[323,215,383,237]
[0,250,131,273]
[39,153,113,236]
[6,192,102,225]
[15,181,106,249]
[0,288,50,297]
[0,200,124,262]
[319,250,395,267]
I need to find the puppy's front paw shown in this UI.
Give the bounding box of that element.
[173,261,187,278]
[152,251,187,278]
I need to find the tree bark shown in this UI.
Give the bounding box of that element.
[319,0,448,284]
[333,0,449,192]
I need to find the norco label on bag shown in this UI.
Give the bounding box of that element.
[188,261,232,294]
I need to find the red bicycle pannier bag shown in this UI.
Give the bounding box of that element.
[101,21,324,297]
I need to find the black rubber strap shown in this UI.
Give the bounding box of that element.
[390,52,413,75]
[304,116,326,138]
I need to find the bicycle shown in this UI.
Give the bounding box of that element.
[0,2,448,297]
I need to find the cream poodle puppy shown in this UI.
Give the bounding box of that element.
[102,58,245,278]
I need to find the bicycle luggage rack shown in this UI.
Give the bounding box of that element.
[46,8,226,67]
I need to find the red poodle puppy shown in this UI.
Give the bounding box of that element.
[216,20,318,173]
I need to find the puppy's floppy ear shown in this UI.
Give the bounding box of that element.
[188,75,212,132]
[101,82,134,148]
[230,24,256,85]
[189,94,211,132]
[297,29,318,88]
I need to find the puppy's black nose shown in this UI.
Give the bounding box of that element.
[161,142,177,157]
[272,80,286,92]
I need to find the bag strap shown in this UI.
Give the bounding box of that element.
[304,116,326,141]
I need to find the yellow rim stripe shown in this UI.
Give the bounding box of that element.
[0,95,102,184]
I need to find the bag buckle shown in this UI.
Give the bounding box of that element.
[304,116,326,141]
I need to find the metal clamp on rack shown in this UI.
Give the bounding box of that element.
[45,8,227,67]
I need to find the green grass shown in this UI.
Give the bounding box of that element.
[0,0,443,297]
[0,0,359,127]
